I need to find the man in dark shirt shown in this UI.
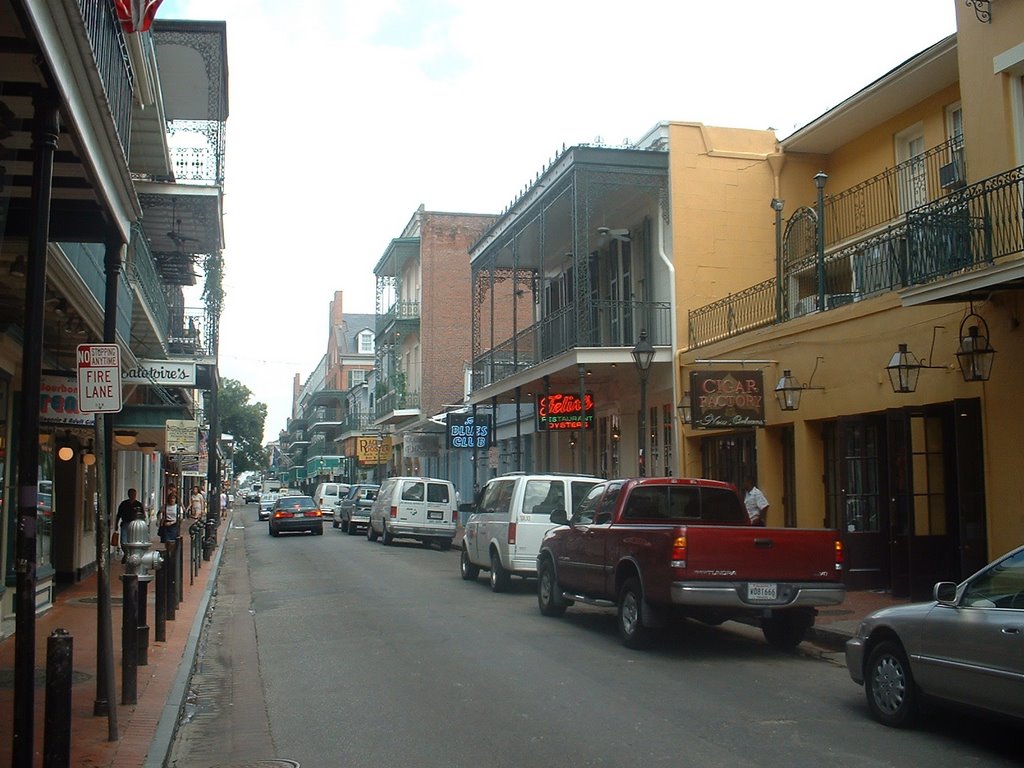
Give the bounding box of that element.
[115,488,145,562]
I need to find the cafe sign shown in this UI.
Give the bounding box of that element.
[536,392,594,431]
[689,370,766,429]
[122,359,197,386]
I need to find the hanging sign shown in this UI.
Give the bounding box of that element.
[689,370,766,429]
[166,419,199,453]
[122,359,196,386]
[447,413,492,449]
[76,344,122,414]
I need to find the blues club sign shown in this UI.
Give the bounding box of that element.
[447,412,493,449]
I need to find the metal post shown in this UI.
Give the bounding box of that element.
[154,564,167,642]
[543,375,551,472]
[165,543,177,621]
[815,171,828,312]
[13,95,58,768]
[43,628,72,768]
[137,579,149,667]
[515,385,522,472]
[176,536,184,603]
[772,198,784,321]
[638,376,648,477]
[121,572,138,704]
[577,364,587,474]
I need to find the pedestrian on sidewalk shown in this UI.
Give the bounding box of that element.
[159,489,183,557]
[220,486,229,520]
[742,476,770,527]
[115,488,145,562]
[188,485,207,521]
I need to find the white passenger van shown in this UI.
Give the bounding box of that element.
[313,481,350,517]
[460,472,600,592]
[367,476,458,549]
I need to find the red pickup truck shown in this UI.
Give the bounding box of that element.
[537,477,845,649]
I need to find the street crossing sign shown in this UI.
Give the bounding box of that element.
[76,343,123,413]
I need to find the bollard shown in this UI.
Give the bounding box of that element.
[43,628,73,768]
[165,543,177,621]
[121,572,139,705]
[154,562,167,642]
[176,536,184,603]
[137,579,149,666]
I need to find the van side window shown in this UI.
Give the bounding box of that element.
[480,480,514,515]
[401,481,425,502]
[524,480,563,516]
[570,481,600,515]
[426,483,450,504]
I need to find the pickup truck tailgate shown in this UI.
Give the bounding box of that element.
[684,526,841,583]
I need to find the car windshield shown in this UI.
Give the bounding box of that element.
[274,496,316,511]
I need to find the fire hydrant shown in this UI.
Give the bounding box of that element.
[124,515,163,579]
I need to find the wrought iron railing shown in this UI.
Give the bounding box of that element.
[687,166,1022,348]
[308,407,344,426]
[472,300,672,389]
[168,119,226,186]
[825,137,963,246]
[168,305,215,357]
[341,413,373,433]
[376,301,420,335]
[77,0,134,163]
[375,390,420,420]
[128,225,170,335]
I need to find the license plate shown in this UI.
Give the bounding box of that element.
[747,583,777,601]
[427,510,444,520]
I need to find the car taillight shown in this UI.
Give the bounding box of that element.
[671,534,687,569]
[508,522,517,545]
[835,539,844,571]
[310,509,322,517]
[390,506,397,519]
[274,510,293,519]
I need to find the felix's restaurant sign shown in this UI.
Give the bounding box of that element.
[536,392,594,430]
[689,370,766,429]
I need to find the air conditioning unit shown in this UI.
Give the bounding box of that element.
[939,153,965,190]
[791,296,817,318]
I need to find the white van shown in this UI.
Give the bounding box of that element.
[367,477,458,549]
[461,473,600,592]
[313,482,350,517]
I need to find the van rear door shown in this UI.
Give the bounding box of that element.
[426,482,455,530]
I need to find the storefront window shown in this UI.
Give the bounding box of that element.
[38,438,55,569]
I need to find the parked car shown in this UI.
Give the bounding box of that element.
[244,487,261,504]
[367,477,458,548]
[536,477,845,649]
[314,481,350,518]
[845,543,1024,728]
[268,495,323,536]
[461,472,600,592]
[334,483,379,533]
[258,492,279,521]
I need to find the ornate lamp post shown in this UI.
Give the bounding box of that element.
[631,330,655,477]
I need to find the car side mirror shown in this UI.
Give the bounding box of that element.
[934,581,958,604]
[549,509,568,526]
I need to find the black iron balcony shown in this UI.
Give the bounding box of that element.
[376,300,420,336]
[687,165,1022,348]
[77,0,134,163]
[375,390,420,421]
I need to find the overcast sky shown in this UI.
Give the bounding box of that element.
[160,0,957,440]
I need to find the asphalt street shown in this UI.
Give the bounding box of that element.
[168,504,1022,768]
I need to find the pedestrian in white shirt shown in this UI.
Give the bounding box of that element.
[742,476,769,526]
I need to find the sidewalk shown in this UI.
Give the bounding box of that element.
[0,519,226,768]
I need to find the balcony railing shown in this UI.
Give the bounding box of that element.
[376,301,420,335]
[168,119,226,186]
[128,226,170,335]
[341,413,373,433]
[375,390,420,420]
[825,137,963,246]
[308,407,344,427]
[472,300,672,389]
[688,166,1023,348]
[168,305,215,357]
[77,0,134,163]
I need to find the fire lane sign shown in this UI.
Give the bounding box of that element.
[77,343,123,414]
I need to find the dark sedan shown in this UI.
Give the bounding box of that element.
[846,543,1024,727]
[268,495,323,537]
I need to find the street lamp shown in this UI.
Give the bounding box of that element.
[631,330,655,477]
[376,433,385,484]
[814,171,828,312]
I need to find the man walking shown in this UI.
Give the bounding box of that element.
[116,488,145,562]
[742,476,769,527]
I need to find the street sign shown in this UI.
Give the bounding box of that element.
[76,343,122,414]
[165,419,200,454]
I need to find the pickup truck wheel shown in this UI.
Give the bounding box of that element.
[489,550,511,592]
[618,577,654,649]
[761,611,811,650]
[537,559,567,617]
[460,549,480,581]
[865,640,918,728]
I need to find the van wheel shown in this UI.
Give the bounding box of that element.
[489,550,511,593]
[332,518,339,529]
[460,549,480,581]
[439,538,453,551]
[537,558,566,617]
[618,577,654,649]
[367,524,379,542]
[382,526,394,545]
[347,522,359,536]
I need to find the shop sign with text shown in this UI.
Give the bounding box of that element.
[123,359,197,386]
[40,375,95,426]
[446,413,492,449]
[356,435,392,465]
[689,370,766,429]
[536,392,594,430]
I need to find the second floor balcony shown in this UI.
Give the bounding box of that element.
[375,390,421,423]
[376,300,420,337]
[688,165,1024,348]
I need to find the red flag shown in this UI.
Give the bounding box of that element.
[114,0,165,33]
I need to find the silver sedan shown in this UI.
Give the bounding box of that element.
[846,544,1024,727]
